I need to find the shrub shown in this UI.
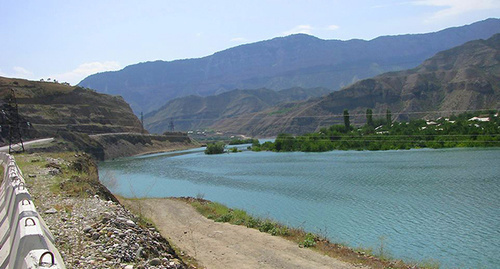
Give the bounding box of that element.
[205,142,226,154]
[258,220,275,233]
[300,233,317,247]
[215,213,233,222]
[245,217,261,228]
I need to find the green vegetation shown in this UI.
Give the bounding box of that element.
[228,138,259,145]
[251,110,500,152]
[204,142,226,154]
[183,198,439,269]
[300,233,317,248]
[15,152,115,200]
[229,147,241,153]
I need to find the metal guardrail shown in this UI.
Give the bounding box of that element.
[0,153,65,269]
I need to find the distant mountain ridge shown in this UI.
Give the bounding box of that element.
[213,34,500,136]
[144,87,331,133]
[79,18,500,114]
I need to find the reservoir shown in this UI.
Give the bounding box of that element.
[99,147,500,268]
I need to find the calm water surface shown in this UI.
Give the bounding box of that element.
[99,147,500,268]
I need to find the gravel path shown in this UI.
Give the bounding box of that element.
[122,198,366,269]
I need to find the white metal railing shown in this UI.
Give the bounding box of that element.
[0,153,65,268]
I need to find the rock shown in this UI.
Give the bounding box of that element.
[126,220,136,227]
[92,232,100,240]
[48,168,61,175]
[28,174,36,178]
[44,208,58,214]
[136,247,145,259]
[124,265,134,269]
[83,226,93,233]
[149,258,161,266]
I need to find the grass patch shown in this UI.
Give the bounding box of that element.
[14,152,115,201]
[189,199,291,236]
[180,197,439,269]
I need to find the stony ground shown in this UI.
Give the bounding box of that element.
[15,152,189,269]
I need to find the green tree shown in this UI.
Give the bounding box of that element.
[205,142,226,154]
[343,109,350,131]
[275,133,296,151]
[386,109,392,125]
[366,109,373,127]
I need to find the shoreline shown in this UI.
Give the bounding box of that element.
[119,196,367,269]
[131,144,202,158]
[121,196,437,269]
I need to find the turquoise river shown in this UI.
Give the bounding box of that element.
[98,147,500,268]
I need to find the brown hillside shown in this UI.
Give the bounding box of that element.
[213,34,500,136]
[0,77,143,141]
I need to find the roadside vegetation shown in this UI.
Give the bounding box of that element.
[15,152,116,201]
[180,197,439,269]
[252,110,500,152]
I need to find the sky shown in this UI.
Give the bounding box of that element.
[1,0,499,85]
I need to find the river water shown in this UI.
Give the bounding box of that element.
[98,147,500,268]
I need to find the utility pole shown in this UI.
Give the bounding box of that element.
[140,111,144,134]
[169,119,175,132]
[7,89,24,153]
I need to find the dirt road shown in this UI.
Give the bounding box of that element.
[121,198,364,269]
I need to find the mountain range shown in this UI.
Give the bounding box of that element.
[144,87,331,133]
[79,18,500,115]
[211,33,500,136]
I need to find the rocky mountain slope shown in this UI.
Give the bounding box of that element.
[0,76,143,143]
[79,18,500,114]
[213,34,500,136]
[144,87,331,133]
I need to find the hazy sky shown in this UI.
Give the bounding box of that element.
[1,0,499,85]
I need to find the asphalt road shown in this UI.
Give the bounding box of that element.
[0,138,54,153]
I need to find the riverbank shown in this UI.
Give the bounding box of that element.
[14,152,190,268]
[119,197,367,269]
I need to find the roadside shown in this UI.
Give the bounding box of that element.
[0,137,54,152]
[14,152,189,269]
[120,198,367,269]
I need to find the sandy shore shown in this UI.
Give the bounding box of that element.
[120,198,366,269]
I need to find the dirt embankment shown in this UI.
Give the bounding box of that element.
[89,132,200,160]
[121,198,366,269]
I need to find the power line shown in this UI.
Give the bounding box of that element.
[141,109,498,122]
